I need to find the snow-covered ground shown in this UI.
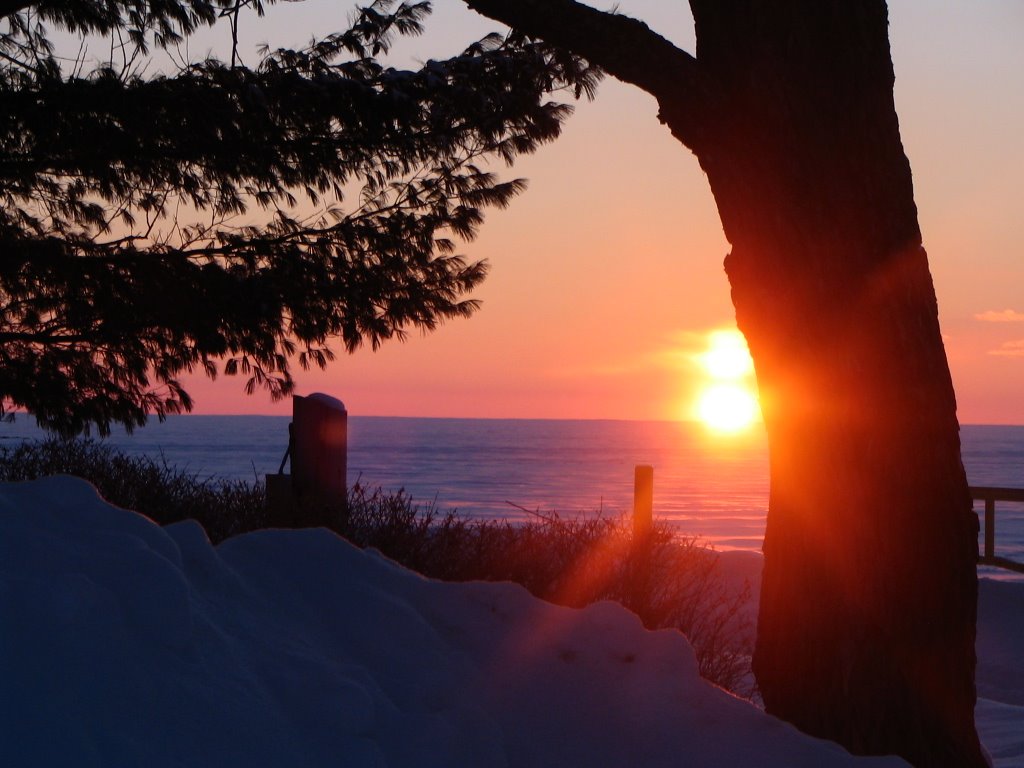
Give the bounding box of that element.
[1,477,1020,767]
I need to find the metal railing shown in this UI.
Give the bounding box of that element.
[970,486,1024,574]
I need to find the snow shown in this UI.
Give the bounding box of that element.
[0,477,1019,767]
[306,392,347,412]
[976,578,1024,766]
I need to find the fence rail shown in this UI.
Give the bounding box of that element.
[970,486,1024,574]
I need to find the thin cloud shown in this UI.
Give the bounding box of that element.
[658,327,747,371]
[989,340,1024,357]
[975,309,1024,323]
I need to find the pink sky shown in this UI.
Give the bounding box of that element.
[181,1,1024,424]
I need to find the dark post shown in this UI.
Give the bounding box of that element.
[292,393,347,528]
[265,393,348,529]
[633,464,653,541]
[984,497,995,562]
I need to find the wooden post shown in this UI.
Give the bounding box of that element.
[984,497,995,562]
[292,393,347,527]
[633,464,653,540]
[265,393,347,530]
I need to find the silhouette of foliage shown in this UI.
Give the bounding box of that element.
[0,0,600,434]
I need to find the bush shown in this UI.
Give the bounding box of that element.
[2,438,755,695]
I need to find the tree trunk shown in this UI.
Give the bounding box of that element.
[459,0,985,763]
[684,3,984,765]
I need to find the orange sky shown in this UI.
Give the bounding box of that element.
[180,1,1024,424]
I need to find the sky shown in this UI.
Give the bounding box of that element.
[4,475,1022,765]
[174,1,1024,424]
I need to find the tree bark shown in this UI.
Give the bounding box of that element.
[462,1,985,764]
[687,5,983,763]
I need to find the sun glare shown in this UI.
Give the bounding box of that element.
[697,384,759,433]
[692,329,761,433]
[700,330,755,379]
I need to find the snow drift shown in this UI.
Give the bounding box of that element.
[3,476,1008,766]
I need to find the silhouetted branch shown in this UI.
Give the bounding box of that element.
[461,0,714,147]
[0,1,601,434]
[0,0,32,19]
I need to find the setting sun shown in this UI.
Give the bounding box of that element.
[692,329,761,432]
[697,384,760,433]
[700,330,755,380]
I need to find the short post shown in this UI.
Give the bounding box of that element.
[633,464,654,541]
[265,472,294,521]
[984,497,995,561]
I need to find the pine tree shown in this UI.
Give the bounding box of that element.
[0,0,599,434]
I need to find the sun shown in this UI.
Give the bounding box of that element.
[691,329,761,433]
[697,384,759,433]
[700,330,755,379]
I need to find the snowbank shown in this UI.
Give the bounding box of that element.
[0,476,1004,767]
[975,577,1024,766]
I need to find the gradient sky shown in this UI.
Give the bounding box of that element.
[178,1,1024,424]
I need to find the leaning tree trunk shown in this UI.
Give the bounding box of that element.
[684,3,984,765]
[457,0,986,763]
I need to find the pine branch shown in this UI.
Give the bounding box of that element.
[0,1,595,434]
[0,0,33,19]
